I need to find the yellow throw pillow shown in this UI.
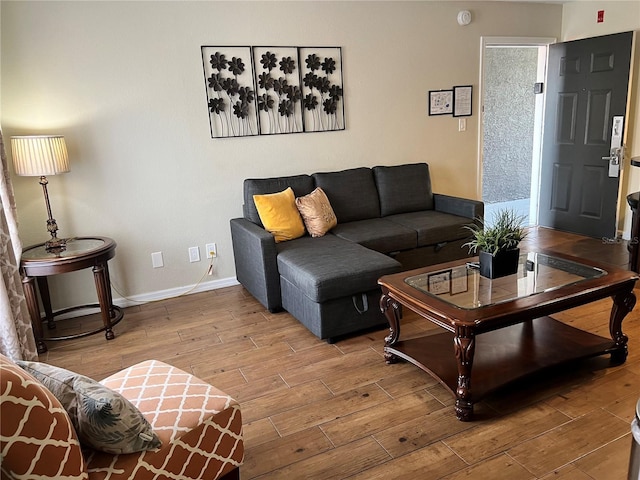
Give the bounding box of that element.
[295,187,337,237]
[253,187,306,242]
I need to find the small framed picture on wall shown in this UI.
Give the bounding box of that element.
[428,90,453,116]
[453,85,473,117]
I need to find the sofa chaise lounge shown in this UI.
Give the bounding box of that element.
[230,162,483,342]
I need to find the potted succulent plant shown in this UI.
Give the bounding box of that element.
[463,209,528,279]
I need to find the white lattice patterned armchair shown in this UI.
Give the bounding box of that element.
[0,355,244,479]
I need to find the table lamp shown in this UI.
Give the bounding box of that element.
[10,135,70,251]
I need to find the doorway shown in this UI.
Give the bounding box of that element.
[479,37,555,226]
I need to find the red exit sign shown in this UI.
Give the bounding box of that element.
[597,10,605,23]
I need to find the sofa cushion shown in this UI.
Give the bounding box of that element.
[373,163,434,216]
[312,167,380,223]
[331,218,417,253]
[243,174,315,226]
[386,210,471,247]
[1,355,87,479]
[295,187,337,237]
[17,360,161,454]
[277,235,401,303]
[253,187,306,243]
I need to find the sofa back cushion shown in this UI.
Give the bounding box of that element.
[312,167,380,223]
[373,163,434,216]
[243,175,315,226]
[0,354,87,479]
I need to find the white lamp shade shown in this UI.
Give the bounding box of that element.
[10,135,70,176]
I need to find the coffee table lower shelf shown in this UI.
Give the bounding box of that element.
[384,316,622,408]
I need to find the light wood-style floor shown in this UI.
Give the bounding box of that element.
[40,227,640,479]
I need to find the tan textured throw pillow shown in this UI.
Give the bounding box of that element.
[296,187,337,237]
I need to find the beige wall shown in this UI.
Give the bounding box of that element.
[562,1,640,235]
[1,1,563,308]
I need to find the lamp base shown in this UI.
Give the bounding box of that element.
[45,235,67,252]
[40,177,67,253]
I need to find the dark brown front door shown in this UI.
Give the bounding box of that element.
[538,31,633,239]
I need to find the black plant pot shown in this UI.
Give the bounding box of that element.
[479,248,520,279]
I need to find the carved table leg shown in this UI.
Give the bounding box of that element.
[454,325,476,421]
[22,276,47,354]
[93,261,115,341]
[609,285,636,364]
[380,291,402,364]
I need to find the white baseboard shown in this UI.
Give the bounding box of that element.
[51,276,240,320]
[113,276,240,308]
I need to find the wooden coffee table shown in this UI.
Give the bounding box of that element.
[378,250,638,421]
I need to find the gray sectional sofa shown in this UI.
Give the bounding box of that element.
[230,163,484,342]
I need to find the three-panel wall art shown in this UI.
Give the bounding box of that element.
[202,46,345,138]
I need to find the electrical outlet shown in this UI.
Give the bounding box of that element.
[151,251,164,268]
[189,246,200,263]
[206,243,217,258]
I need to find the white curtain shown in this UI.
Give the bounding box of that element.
[0,129,38,361]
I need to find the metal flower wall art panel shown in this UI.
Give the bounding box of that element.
[201,46,344,138]
[202,46,259,138]
[254,47,304,135]
[299,47,344,133]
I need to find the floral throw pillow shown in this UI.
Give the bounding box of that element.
[17,361,161,454]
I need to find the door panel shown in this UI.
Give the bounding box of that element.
[560,55,580,75]
[551,164,572,212]
[538,31,633,239]
[580,165,606,217]
[585,90,610,144]
[556,93,577,144]
[591,52,614,72]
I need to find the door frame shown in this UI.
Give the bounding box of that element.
[477,36,556,224]
[617,32,637,239]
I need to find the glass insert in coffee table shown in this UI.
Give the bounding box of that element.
[404,252,606,309]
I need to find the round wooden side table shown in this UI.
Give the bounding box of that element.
[20,236,124,354]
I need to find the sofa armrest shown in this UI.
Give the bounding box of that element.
[230,217,281,312]
[433,194,484,220]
